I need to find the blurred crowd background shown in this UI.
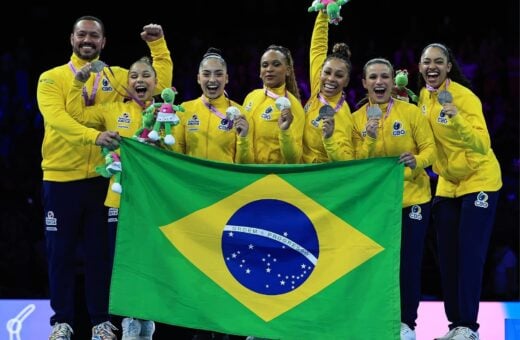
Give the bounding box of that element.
[0,1,518,304]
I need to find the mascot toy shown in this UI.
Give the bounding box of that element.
[133,104,157,144]
[96,147,122,194]
[147,87,185,145]
[308,0,350,25]
[393,69,418,103]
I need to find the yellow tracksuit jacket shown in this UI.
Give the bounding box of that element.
[418,80,502,197]
[173,95,253,164]
[243,85,305,164]
[37,37,172,182]
[352,99,436,207]
[303,11,354,163]
[66,78,156,208]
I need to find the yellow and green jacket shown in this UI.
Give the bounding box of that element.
[173,95,253,164]
[243,85,305,164]
[418,80,502,197]
[37,37,172,182]
[66,79,153,208]
[352,99,436,207]
[303,11,354,163]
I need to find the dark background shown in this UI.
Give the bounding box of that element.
[0,0,518,337]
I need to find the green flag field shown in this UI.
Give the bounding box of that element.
[110,137,404,339]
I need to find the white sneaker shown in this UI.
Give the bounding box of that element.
[139,319,155,339]
[122,317,141,339]
[49,322,73,340]
[434,328,457,340]
[91,320,118,340]
[450,327,479,340]
[400,322,416,340]
[122,318,155,340]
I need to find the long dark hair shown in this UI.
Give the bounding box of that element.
[264,45,301,101]
[417,43,471,89]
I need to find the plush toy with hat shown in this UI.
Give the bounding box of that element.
[133,104,157,144]
[308,0,350,25]
[96,147,122,194]
[147,87,185,145]
[393,69,418,103]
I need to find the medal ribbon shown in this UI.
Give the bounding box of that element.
[68,62,100,107]
[318,92,345,112]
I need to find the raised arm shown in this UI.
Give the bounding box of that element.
[309,11,329,93]
[141,24,173,94]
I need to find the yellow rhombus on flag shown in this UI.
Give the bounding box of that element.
[110,137,403,340]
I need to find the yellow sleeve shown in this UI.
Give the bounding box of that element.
[351,114,364,159]
[172,102,188,154]
[309,12,329,94]
[450,94,490,155]
[234,103,255,164]
[360,136,377,159]
[37,71,100,146]
[279,96,305,163]
[323,108,354,161]
[236,134,253,164]
[351,108,376,159]
[148,37,173,94]
[66,79,106,128]
[412,109,437,169]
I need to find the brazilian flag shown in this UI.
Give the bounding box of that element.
[110,137,403,339]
